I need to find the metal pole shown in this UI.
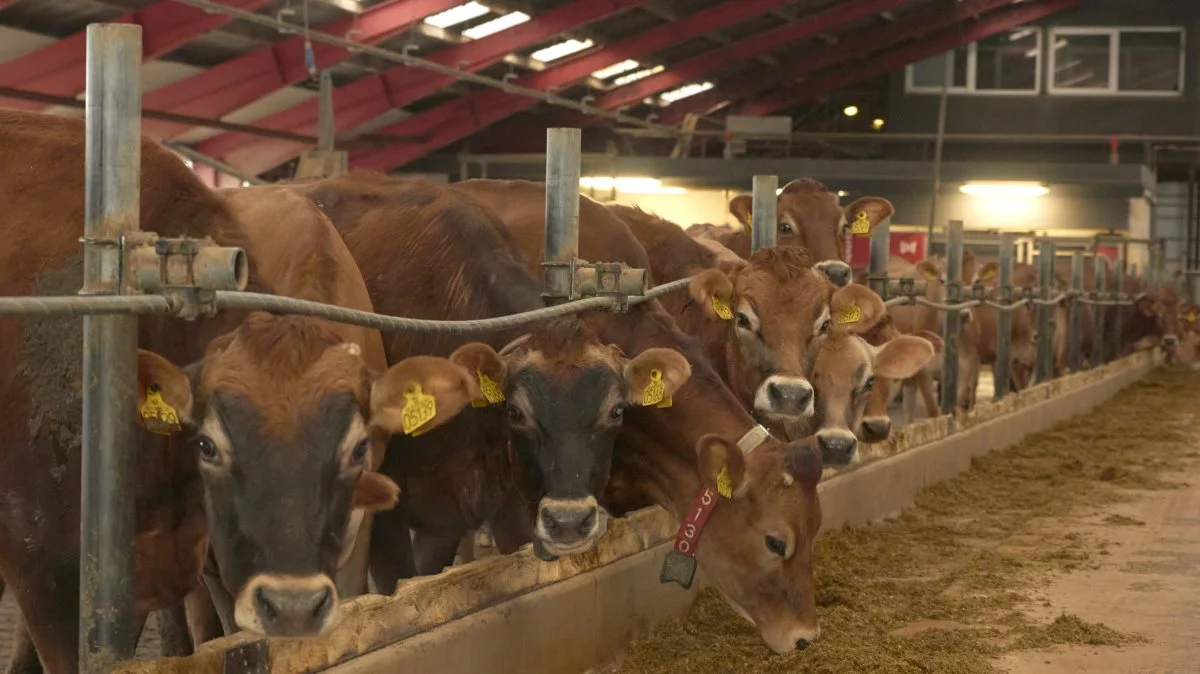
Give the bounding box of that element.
[1092,254,1108,365]
[1068,251,1084,373]
[317,70,334,154]
[1035,238,1056,383]
[1112,243,1126,358]
[544,128,581,303]
[928,53,952,240]
[940,220,963,415]
[80,23,141,672]
[993,233,1015,400]
[1188,163,1197,269]
[750,175,778,254]
[868,216,891,300]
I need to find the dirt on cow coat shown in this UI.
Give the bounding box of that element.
[612,366,1198,674]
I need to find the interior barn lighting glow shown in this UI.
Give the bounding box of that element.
[843,105,859,117]
[461,11,530,39]
[424,2,490,28]
[613,65,664,86]
[659,81,714,104]
[872,118,885,130]
[959,182,1050,197]
[532,39,595,63]
[580,176,687,195]
[592,59,640,80]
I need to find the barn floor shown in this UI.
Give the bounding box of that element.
[610,366,1200,673]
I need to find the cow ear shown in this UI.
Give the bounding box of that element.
[843,196,894,234]
[353,471,400,512]
[370,356,479,437]
[136,349,194,434]
[916,259,941,282]
[975,261,999,285]
[830,284,885,334]
[624,348,691,406]
[873,335,936,380]
[450,342,507,407]
[688,268,736,321]
[913,329,944,354]
[729,195,753,228]
[1137,296,1157,317]
[695,435,747,499]
[815,260,852,288]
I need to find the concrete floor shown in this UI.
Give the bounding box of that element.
[993,461,1200,673]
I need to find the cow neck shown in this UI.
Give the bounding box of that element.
[723,339,756,414]
[658,425,772,589]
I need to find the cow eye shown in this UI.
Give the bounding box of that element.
[350,438,370,465]
[506,403,524,423]
[736,313,752,329]
[820,319,832,334]
[765,535,787,557]
[780,222,794,234]
[863,376,876,392]
[195,436,218,463]
[610,403,627,420]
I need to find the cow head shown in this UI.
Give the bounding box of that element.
[857,324,943,443]
[451,319,690,558]
[135,313,480,637]
[802,285,936,464]
[688,247,843,427]
[684,433,825,653]
[728,178,893,264]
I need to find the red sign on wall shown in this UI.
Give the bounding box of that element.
[847,232,928,267]
[1094,245,1119,264]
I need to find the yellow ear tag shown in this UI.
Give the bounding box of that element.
[715,465,733,499]
[643,369,666,407]
[711,296,734,320]
[140,385,181,436]
[471,370,505,408]
[836,303,861,325]
[850,210,871,236]
[1188,311,1196,323]
[401,383,437,437]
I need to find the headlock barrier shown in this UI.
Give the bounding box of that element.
[0,21,1182,674]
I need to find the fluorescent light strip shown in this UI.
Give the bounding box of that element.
[461,11,530,39]
[659,81,713,104]
[959,182,1049,197]
[532,38,595,63]
[424,2,489,29]
[613,65,664,86]
[592,59,639,80]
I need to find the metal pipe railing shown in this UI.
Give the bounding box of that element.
[79,23,140,672]
[994,233,1015,400]
[939,220,964,416]
[750,175,778,254]
[544,128,582,302]
[1068,251,1084,373]
[1035,238,1057,383]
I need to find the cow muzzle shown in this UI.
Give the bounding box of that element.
[534,496,607,558]
[1163,333,1179,347]
[817,429,858,466]
[859,416,891,443]
[755,375,815,422]
[234,574,338,637]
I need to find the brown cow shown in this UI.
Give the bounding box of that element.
[388,176,824,653]
[604,204,853,436]
[0,111,488,671]
[686,179,893,267]
[795,285,937,464]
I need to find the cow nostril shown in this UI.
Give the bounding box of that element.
[540,508,561,534]
[796,638,810,651]
[312,587,333,619]
[767,382,783,404]
[579,509,597,535]
[255,587,277,621]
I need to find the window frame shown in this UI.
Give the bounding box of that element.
[1047,26,1186,97]
[904,27,1043,96]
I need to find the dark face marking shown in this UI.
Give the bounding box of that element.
[197,390,364,597]
[506,365,624,501]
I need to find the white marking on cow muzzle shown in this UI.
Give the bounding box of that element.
[817,428,858,466]
[234,573,339,637]
[535,496,607,556]
[755,375,815,422]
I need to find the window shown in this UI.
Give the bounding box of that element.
[905,29,1041,95]
[1049,27,1184,95]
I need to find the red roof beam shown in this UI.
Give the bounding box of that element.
[660,0,1022,124]
[0,0,273,111]
[589,0,917,113]
[141,0,465,140]
[737,0,1080,116]
[345,0,855,170]
[201,0,651,175]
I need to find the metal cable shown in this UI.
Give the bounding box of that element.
[0,295,177,317]
[170,0,682,136]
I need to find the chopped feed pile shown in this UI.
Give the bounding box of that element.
[616,367,1196,674]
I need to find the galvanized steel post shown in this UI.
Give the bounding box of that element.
[750,175,778,254]
[80,23,141,673]
[543,128,581,302]
[1068,251,1084,373]
[1112,243,1126,359]
[993,234,1015,400]
[868,216,891,300]
[1035,238,1056,383]
[939,221,964,415]
[1092,254,1108,365]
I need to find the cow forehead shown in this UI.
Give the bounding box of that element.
[211,389,360,457]
[815,335,871,380]
[512,343,622,378]
[201,341,368,438]
[736,268,828,315]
